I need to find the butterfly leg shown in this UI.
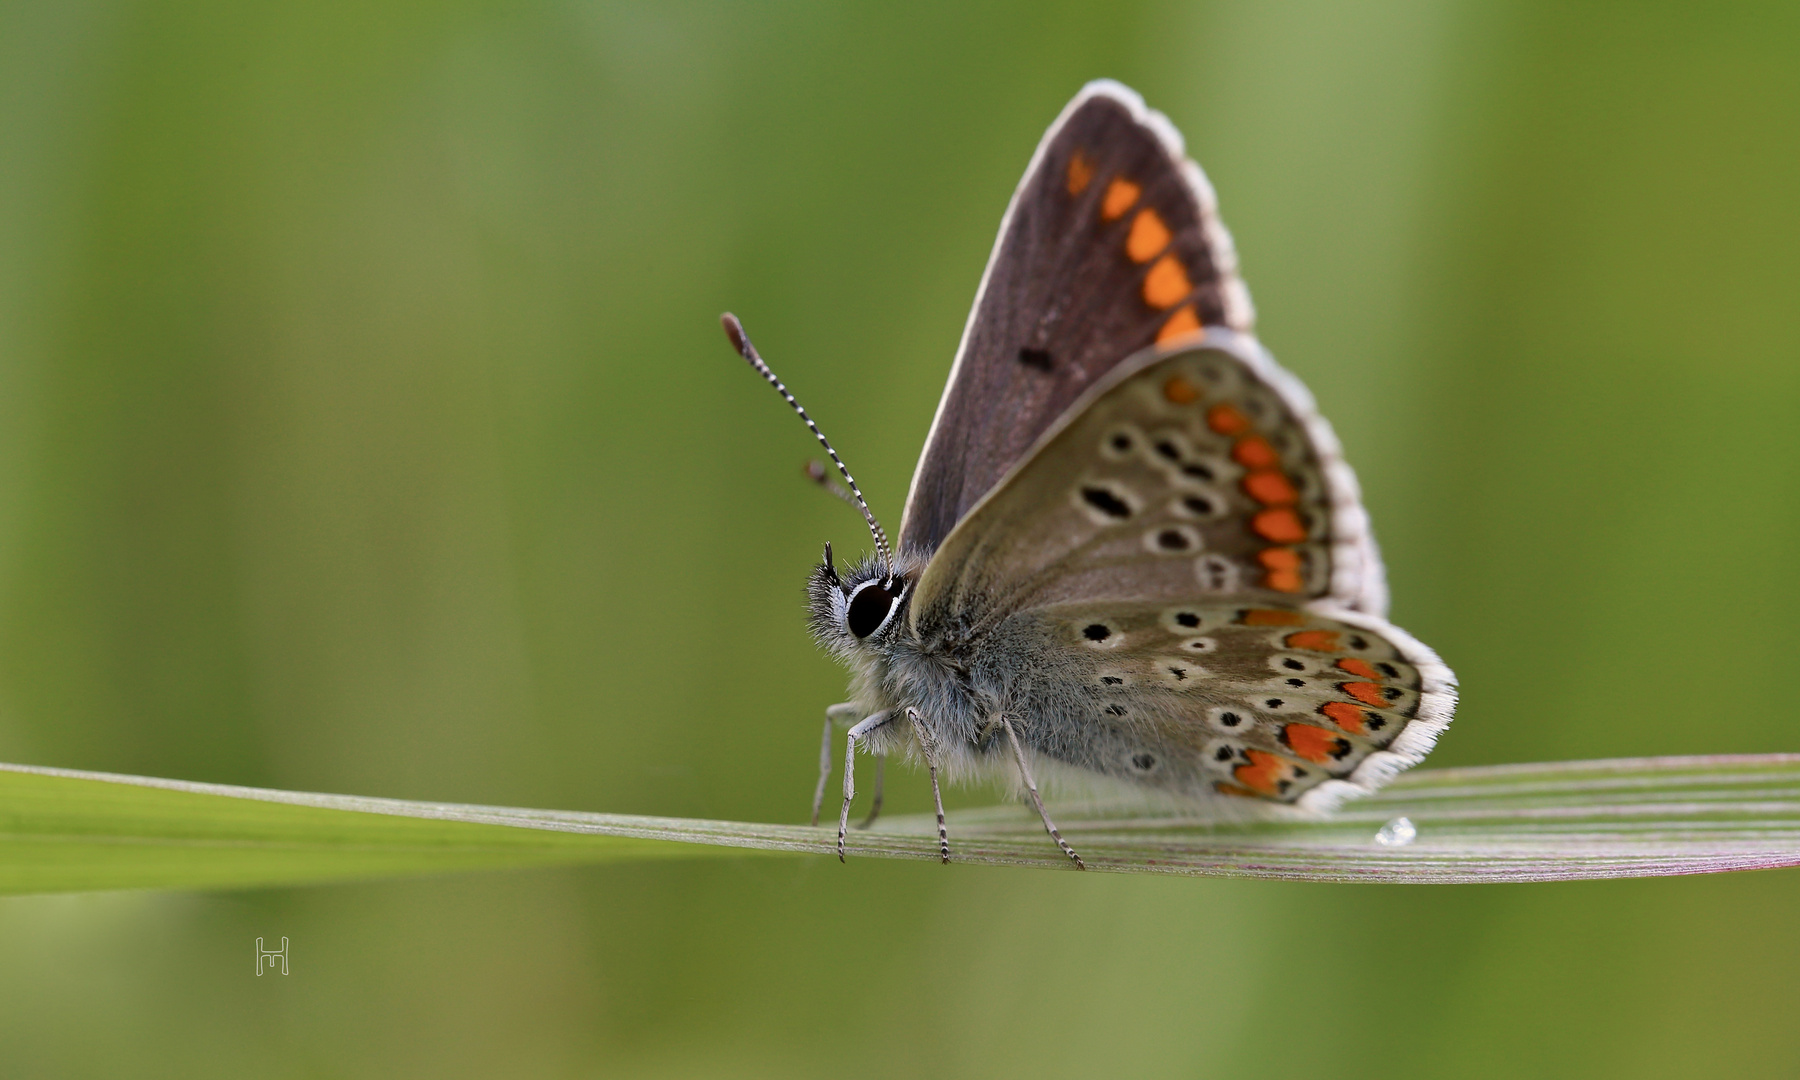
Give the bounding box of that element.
[999,716,1085,870]
[838,709,894,861]
[905,708,951,864]
[813,702,860,826]
[856,755,885,830]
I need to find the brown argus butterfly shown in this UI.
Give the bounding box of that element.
[724,80,1456,868]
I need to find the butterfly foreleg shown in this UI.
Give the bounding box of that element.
[905,708,951,865]
[999,716,1085,870]
[838,709,895,861]
[812,703,862,825]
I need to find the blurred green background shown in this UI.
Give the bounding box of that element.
[2,1,1798,1076]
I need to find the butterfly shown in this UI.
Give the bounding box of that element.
[723,80,1456,868]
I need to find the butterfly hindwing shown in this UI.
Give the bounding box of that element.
[969,600,1454,809]
[911,331,1386,624]
[899,80,1254,557]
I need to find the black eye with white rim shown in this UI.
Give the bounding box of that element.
[845,578,905,639]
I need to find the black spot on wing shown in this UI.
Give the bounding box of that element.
[1155,528,1192,551]
[1081,487,1132,519]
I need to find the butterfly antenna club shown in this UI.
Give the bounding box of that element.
[721,313,893,573]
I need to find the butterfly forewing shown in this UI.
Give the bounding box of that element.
[912,333,1384,622]
[966,600,1452,807]
[900,81,1253,556]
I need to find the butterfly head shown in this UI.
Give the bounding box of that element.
[808,542,919,652]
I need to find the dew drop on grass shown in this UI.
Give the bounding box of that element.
[1374,816,1417,847]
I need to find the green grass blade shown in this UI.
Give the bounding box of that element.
[0,766,745,896]
[2,754,1798,894]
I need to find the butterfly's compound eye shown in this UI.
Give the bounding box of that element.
[845,580,900,639]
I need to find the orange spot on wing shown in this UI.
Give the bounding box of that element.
[1156,305,1203,344]
[1232,436,1280,469]
[1258,547,1300,570]
[1252,508,1308,544]
[1101,178,1140,220]
[1258,547,1304,593]
[1341,681,1388,707]
[1319,701,1367,734]
[1336,657,1381,679]
[1207,404,1251,436]
[1142,253,1194,309]
[1241,608,1305,627]
[1066,151,1094,195]
[1126,208,1172,262]
[1162,375,1201,404]
[1233,750,1294,797]
[1265,569,1304,593]
[1283,723,1350,764]
[1243,470,1298,505]
[1285,630,1341,652]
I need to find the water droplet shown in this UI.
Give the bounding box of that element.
[1374,816,1416,848]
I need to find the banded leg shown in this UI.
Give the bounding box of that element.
[856,755,885,830]
[906,709,950,864]
[1000,716,1085,870]
[838,710,894,861]
[812,703,860,826]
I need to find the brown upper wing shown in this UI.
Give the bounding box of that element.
[898,81,1254,556]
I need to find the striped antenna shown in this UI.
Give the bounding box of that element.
[721,313,893,575]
